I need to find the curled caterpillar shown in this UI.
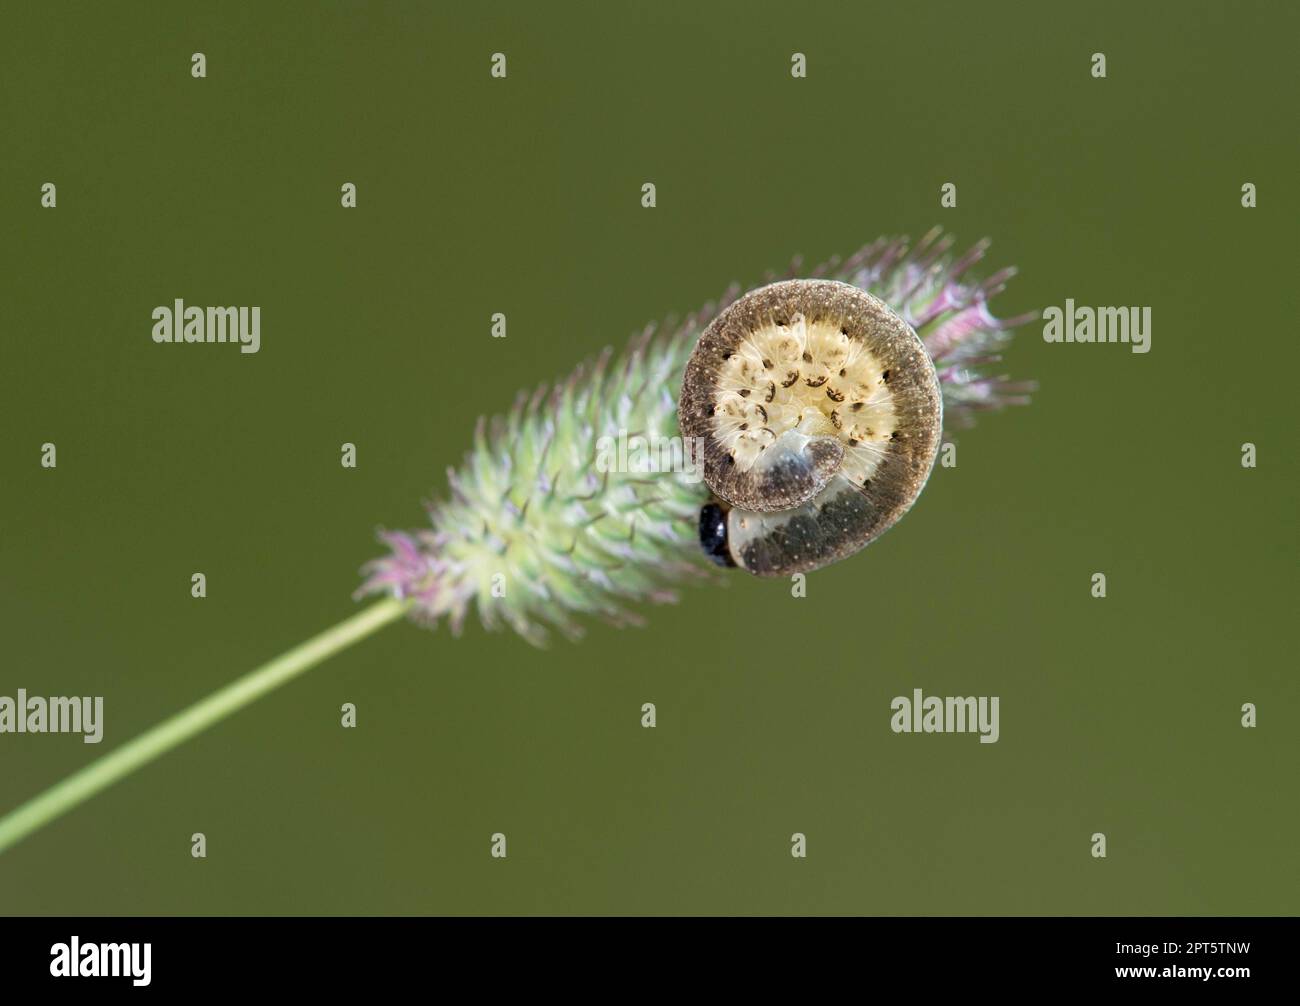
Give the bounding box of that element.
[679,279,942,576]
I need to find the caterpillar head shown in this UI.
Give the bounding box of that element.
[679,279,942,576]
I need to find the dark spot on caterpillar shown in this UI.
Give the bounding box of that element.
[839,368,846,377]
[826,387,845,402]
[739,389,750,397]
[840,326,848,336]
[764,382,776,402]
[755,405,768,421]
[781,371,799,387]
[726,454,735,464]
[762,358,773,369]
[830,410,842,429]
[882,369,891,382]
[804,375,827,388]
[698,503,735,568]
[802,351,813,363]
[739,423,748,431]
[890,430,900,441]
[848,438,859,446]
[850,402,864,412]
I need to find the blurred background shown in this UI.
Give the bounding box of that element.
[1,0,1295,914]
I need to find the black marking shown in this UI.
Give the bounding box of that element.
[804,375,827,388]
[698,504,736,568]
[826,387,845,402]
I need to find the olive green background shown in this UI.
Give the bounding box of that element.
[1,1,1295,915]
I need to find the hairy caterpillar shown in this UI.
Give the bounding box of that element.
[680,280,942,576]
